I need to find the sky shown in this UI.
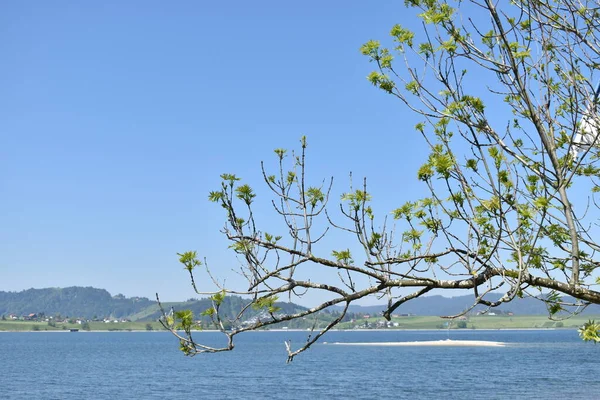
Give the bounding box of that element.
[1,1,445,305]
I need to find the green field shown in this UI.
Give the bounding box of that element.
[0,320,165,332]
[1,314,598,331]
[337,314,598,330]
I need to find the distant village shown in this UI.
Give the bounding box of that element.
[2,312,132,325]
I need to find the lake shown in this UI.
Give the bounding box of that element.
[0,329,597,399]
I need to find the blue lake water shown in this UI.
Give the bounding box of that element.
[0,329,598,399]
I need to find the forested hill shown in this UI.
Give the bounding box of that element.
[135,296,307,325]
[0,287,307,321]
[3,287,600,321]
[338,293,600,316]
[0,287,155,319]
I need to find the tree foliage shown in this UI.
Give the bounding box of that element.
[162,0,600,361]
[0,287,154,319]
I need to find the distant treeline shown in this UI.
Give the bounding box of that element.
[2,287,599,322]
[335,293,600,316]
[0,287,154,319]
[0,287,307,323]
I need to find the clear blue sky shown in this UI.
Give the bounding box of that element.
[1,1,430,304]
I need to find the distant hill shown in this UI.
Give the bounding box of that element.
[139,296,307,324]
[0,287,307,322]
[0,287,154,319]
[2,287,599,322]
[336,293,600,316]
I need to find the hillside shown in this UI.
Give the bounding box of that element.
[3,287,599,322]
[0,287,154,319]
[139,296,308,325]
[337,293,600,316]
[0,287,307,323]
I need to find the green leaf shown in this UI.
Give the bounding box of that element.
[220,173,240,185]
[390,24,414,47]
[417,163,433,181]
[419,3,455,24]
[287,171,296,184]
[534,197,549,209]
[235,184,256,205]
[342,190,372,211]
[208,191,224,202]
[178,251,202,272]
[300,136,307,148]
[211,290,226,306]
[179,339,194,355]
[431,153,454,178]
[306,187,325,208]
[405,80,420,94]
[579,320,600,343]
[201,307,215,317]
[366,71,395,93]
[392,202,415,220]
[230,240,253,254]
[175,309,194,331]
[274,148,287,159]
[418,42,433,58]
[367,232,382,249]
[549,302,562,315]
[252,296,280,313]
[360,40,381,57]
[332,249,353,265]
[466,159,478,171]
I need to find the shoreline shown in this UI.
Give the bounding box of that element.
[325,339,507,347]
[0,327,575,333]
